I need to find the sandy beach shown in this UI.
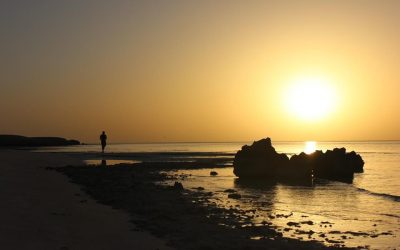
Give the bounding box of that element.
[0,149,172,250]
[2,147,397,249]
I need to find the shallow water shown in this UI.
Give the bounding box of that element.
[37,141,400,249]
[164,167,399,249]
[84,159,141,166]
[39,141,400,197]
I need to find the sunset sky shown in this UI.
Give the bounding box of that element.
[1,0,400,143]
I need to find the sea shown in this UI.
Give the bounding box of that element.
[36,141,400,249]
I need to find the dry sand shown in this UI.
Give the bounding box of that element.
[0,149,172,250]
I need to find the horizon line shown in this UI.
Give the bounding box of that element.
[81,139,400,145]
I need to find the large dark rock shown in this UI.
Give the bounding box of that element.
[233,138,290,179]
[0,135,80,147]
[311,148,364,182]
[233,138,364,183]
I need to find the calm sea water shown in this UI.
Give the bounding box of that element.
[36,141,400,249]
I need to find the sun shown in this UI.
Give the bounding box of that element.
[283,76,337,121]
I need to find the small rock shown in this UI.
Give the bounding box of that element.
[224,189,236,193]
[301,220,314,225]
[210,171,218,176]
[287,222,300,227]
[228,193,241,199]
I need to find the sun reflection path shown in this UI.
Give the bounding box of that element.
[304,141,317,154]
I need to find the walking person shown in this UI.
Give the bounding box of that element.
[100,131,107,154]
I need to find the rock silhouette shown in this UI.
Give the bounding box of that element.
[233,138,364,182]
[210,171,218,176]
[0,135,80,147]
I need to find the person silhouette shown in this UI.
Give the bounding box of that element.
[100,131,107,154]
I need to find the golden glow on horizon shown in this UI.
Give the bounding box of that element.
[304,141,317,154]
[1,1,400,142]
[284,77,337,121]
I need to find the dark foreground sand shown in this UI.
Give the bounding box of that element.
[0,149,172,250]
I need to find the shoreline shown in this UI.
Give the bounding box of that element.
[57,160,348,249]
[0,149,172,250]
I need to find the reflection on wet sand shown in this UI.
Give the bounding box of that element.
[58,146,399,249]
[84,159,141,166]
[164,167,397,249]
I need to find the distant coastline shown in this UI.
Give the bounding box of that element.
[0,135,80,147]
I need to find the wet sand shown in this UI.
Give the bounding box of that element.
[0,149,172,250]
[57,161,349,249]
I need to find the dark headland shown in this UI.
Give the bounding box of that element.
[0,134,80,147]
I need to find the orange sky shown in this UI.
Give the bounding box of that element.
[1,1,399,143]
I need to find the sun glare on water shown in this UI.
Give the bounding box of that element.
[304,141,317,154]
[284,76,337,121]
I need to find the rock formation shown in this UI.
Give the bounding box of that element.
[233,138,290,179]
[233,138,364,183]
